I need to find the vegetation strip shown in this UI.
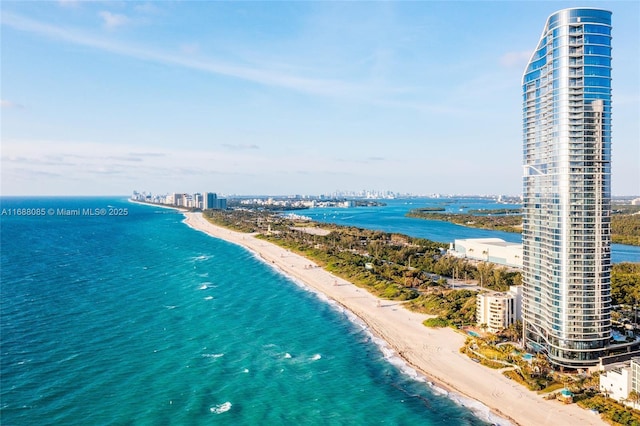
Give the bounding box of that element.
[407,205,640,246]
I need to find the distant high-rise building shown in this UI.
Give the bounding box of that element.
[204,192,217,210]
[194,193,203,209]
[204,192,226,210]
[522,8,616,368]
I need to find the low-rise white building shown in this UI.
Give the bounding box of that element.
[476,286,522,334]
[449,238,522,268]
[600,365,632,402]
[633,357,640,396]
[599,357,640,408]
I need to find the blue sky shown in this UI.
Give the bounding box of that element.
[1,1,638,196]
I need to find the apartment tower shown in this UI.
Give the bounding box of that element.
[522,8,613,368]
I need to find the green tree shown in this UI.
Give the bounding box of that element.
[628,390,640,408]
[500,320,523,342]
[611,263,640,306]
[475,262,494,289]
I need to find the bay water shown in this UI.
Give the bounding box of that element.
[300,198,639,264]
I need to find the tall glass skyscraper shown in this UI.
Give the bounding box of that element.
[522,8,613,368]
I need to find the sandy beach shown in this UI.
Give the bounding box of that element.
[183,211,606,426]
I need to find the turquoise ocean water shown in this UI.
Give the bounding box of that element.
[1,197,498,425]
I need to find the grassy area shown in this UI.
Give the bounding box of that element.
[578,395,640,426]
[407,290,477,327]
[475,346,505,361]
[538,382,566,394]
[503,369,529,387]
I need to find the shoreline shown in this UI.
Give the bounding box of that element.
[179,211,606,426]
[128,198,189,212]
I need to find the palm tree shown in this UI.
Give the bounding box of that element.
[501,320,523,343]
[533,353,551,377]
[628,390,640,409]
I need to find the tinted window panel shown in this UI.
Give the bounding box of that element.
[584,56,610,66]
[584,24,611,35]
[585,45,611,56]
[584,66,610,77]
[584,35,610,46]
[584,77,610,88]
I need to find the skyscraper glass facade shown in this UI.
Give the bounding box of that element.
[522,8,613,368]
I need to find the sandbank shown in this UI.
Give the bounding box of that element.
[183,211,605,426]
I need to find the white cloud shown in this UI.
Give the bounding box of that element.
[0,11,449,112]
[1,12,355,98]
[0,138,444,195]
[99,11,130,30]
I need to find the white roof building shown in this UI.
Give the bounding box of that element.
[450,238,522,268]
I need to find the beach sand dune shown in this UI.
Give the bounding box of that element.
[184,212,605,426]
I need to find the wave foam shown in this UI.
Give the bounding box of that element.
[446,392,513,426]
[202,353,224,359]
[338,313,512,425]
[193,255,211,261]
[221,232,513,426]
[210,401,231,414]
[427,382,449,396]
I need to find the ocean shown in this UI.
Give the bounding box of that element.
[1,197,496,425]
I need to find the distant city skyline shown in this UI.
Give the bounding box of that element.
[1,1,638,196]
